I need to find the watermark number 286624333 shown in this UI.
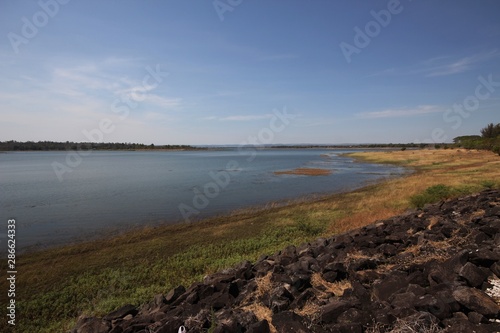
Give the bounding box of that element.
[6,219,17,326]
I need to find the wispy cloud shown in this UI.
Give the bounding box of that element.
[145,95,182,109]
[368,50,499,78]
[421,50,499,77]
[48,61,183,113]
[202,114,274,121]
[144,112,175,121]
[200,116,218,120]
[358,105,444,119]
[220,114,274,121]
[423,52,497,77]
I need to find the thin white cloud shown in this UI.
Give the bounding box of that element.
[49,61,183,112]
[298,119,337,127]
[422,50,499,77]
[200,114,275,121]
[144,112,171,121]
[425,56,478,77]
[368,50,499,78]
[144,95,182,109]
[215,90,243,97]
[220,114,274,121]
[358,105,444,119]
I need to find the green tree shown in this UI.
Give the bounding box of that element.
[481,123,500,138]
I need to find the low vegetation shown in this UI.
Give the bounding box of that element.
[0,140,197,151]
[1,149,499,332]
[274,167,332,176]
[453,122,500,155]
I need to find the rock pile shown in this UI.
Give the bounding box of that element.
[73,190,500,333]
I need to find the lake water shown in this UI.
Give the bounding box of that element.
[0,149,407,251]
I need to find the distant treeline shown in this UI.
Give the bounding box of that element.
[0,141,199,151]
[270,143,428,149]
[271,123,500,155]
[453,123,500,155]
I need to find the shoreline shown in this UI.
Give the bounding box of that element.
[7,147,406,254]
[9,148,487,256]
[3,149,499,332]
[14,150,406,255]
[0,146,413,152]
[16,170,402,256]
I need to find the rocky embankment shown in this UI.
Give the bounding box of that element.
[73,190,500,333]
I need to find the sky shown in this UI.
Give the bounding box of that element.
[1,0,500,145]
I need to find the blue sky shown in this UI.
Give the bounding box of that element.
[1,0,499,145]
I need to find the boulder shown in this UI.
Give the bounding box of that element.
[452,287,500,316]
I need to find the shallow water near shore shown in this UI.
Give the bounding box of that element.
[0,148,406,251]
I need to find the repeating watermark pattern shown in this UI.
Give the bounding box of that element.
[51,65,169,182]
[213,0,244,22]
[6,219,17,326]
[7,0,71,54]
[178,107,296,222]
[421,74,499,143]
[339,0,410,64]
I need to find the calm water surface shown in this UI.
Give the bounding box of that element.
[0,149,407,251]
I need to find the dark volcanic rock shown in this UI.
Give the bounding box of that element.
[459,262,488,287]
[272,311,309,332]
[72,190,500,333]
[103,304,138,321]
[452,287,499,316]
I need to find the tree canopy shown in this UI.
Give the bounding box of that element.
[480,123,500,139]
[454,122,500,155]
[0,141,198,151]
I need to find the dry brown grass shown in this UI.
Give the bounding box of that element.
[310,273,352,297]
[384,229,472,270]
[255,272,273,298]
[327,149,500,234]
[346,249,381,261]
[366,318,444,333]
[240,303,277,333]
[239,272,278,333]
[294,300,321,319]
[427,216,440,230]
[274,167,332,176]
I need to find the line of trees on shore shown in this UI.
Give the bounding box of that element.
[271,143,429,149]
[0,141,198,151]
[1,123,498,153]
[453,123,500,155]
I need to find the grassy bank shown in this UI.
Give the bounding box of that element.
[2,149,499,332]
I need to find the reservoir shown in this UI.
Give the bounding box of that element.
[0,149,407,251]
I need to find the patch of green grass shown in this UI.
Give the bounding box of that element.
[13,220,327,332]
[294,218,325,236]
[409,184,479,209]
[208,308,217,333]
[480,179,497,189]
[410,184,453,208]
